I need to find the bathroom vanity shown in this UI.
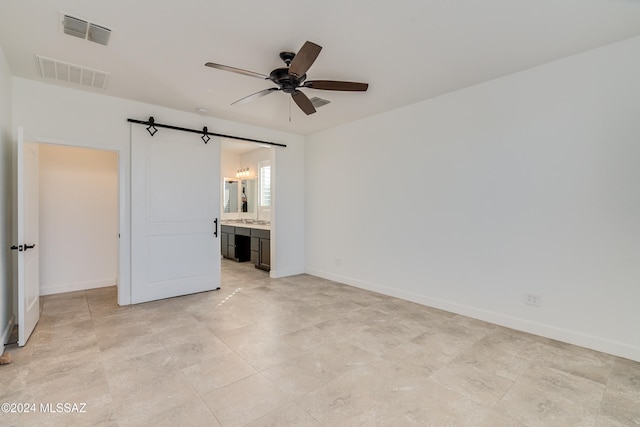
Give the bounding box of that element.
[221,221,270,271]
[222,175,270,271]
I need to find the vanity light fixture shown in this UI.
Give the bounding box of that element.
[236,167,251,178]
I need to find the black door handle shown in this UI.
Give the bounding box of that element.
[24,244,36,251]
[214,218,218,237]
[10,245,23,252]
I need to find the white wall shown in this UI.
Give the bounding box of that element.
[239,147,270,175]
[272,135,305,278]
[12,78,306,303]
[0,44,14,349]
[38,144,118,295]
[306,36,640,361]
[221,145,270,180]
[221,147,240,179]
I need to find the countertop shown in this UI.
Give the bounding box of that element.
[221,220,270,231]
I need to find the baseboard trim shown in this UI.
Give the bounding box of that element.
[307,268,640,362]
[270,267,305,279]
[40,279,116,296]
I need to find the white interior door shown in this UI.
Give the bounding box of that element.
[16,127,40,346]
[131,125,221,304]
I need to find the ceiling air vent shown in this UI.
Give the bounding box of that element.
[309,97,331,109]
[36,55,110,90]
[62,15,88,39]
[61,12,111,46]
[88,23,111,46]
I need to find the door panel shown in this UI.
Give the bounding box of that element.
[131,126,221,304]
[17,127,40,346]
[147,146,217,222]
[148,233,213,282]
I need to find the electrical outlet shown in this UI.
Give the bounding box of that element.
[525,293,541,307]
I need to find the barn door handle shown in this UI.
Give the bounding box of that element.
[24,244,36,251]
[10,245,23,252]
[214,218,218,237]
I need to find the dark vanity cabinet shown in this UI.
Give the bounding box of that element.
[250,229,271,271]
[221,226,229,258]
[221,225,270,271]
[221,225,250,262]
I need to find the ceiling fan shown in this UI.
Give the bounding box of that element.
[205,41,369,115]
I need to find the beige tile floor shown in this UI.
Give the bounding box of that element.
[1,260,639,426]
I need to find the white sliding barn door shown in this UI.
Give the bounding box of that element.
[131,125,221,304]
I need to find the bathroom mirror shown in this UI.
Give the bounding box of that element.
[223,177,257,215]
[223,179,239,213]
[240,178,257,214]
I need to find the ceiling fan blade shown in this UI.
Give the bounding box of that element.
[205,62,268,80]
[288,41,322,78]
[231,87,280,105]
[291,90,316,115]
[304,80,369,91]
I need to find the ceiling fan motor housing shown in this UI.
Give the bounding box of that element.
[279,51,296,65]
[269,67,306,93]
[205,41,368,115]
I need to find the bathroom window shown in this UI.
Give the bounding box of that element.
[259,160,271,209]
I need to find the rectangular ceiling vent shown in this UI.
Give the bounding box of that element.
[60,12,111,46]
[36,55,110,90]
[88,23,111,46]
[309,97,331,109]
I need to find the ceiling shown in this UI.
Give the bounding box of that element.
[1,1,640,136]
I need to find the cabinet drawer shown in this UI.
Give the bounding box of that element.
[235,227,251,237]
[221,225,235,234]
[251,229,270,239]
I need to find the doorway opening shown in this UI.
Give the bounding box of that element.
[220,138,273,278]
[38,143,119,301]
